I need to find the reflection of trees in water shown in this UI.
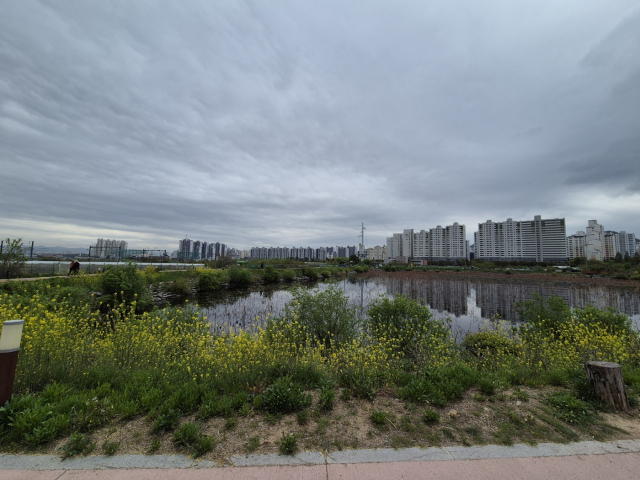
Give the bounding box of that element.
[201,289,292,335]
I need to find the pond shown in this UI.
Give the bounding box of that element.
[187,272,640,338]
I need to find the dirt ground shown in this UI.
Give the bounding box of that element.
[26,386,640,464]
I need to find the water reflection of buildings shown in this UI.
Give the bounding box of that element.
[381,276,640,322]
[474,282,640,321]
[197,277,640,334]
[384,277,471,317]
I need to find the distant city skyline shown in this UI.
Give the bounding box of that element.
[6,213,640,257]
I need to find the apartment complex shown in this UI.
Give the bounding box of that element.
[365,245,387,261]
[474,216,567,263]
[178,238,227,261]
[92,238,128,258]
[567,220,637,261]
[387,223,469,262]
[249,244,375,261]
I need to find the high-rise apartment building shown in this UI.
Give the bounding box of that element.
[365,245,386,260]
[192,241,202,261]
[177,238,227,260]
[585,220,604,261]
[604,231,620,260]
[475,216,566,262]
[178,238,192,260]
[93,238,128,258]
[617,232,637,258]
[402,229,414,259]
[567,231,587,259]
[387,223,468,262]
[385,233,403,260]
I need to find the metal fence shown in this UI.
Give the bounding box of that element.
[17,261,204,278]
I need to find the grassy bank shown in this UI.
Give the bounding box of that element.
[0,268,639,459]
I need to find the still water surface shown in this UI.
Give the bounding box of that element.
[192,274,640,338]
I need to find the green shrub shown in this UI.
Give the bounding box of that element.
[196,269,227,292]
[541,369,570,386]
[614,273,628,280]
[282,286,358,351]
[102,439,120,455]
[279,432,298,455]
[573,305,632,335]
[318,385,335,411]
[281,269,297,282]
[262,265,280,284]
[260,376,312,415]
[463,331,519,357]
[516,295,570,336]
[338,368,379,400]
[167,277,192,295]
[246,436,260,452]
[423,408,441,424]
[370,410,388,426]
[62,432,95,458]
[173,422,200,448]
[318,269,332,279]
[153,408,180,433]
[174,422,214,457]
[477,376,498,396]
[228,266,254,287]
[546,392,595,425]
[193,434,214,457]
[141,266,160,284]
[148,439,161,453]
[302,268,319,281]
[367,295,450,362]
[399,377,435,404]
[297,410,309,425]
[96,264,152,312]
[198,394,247,419]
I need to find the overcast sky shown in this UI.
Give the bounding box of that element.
[1,1,639,251]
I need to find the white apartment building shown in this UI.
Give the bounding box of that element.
[475,216,567,262]
[402,229,414,260]
[585,220,604,261]
[94,238,128,258]
[365,245,386,261]
[604,231,620,260]
[387,223,468,262]
[386,233,403,261]
[617,231,637,258]
[567,231,586,259]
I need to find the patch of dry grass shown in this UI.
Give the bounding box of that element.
[21,386,638,463]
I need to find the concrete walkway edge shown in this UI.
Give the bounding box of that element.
[2,439,640,470]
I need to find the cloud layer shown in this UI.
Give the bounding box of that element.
[1,1,639,250]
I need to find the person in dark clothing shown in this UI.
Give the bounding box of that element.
[68,260,80,275]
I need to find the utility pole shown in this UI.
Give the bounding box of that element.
[30,241,34,260]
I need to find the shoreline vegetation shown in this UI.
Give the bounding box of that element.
[0,265,639,460]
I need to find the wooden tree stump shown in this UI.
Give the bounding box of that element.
[584,361,629,411]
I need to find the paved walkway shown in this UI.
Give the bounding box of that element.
[2,439,640,479]
[0,275,96,283]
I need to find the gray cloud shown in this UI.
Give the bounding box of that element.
[1,0,640,250]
